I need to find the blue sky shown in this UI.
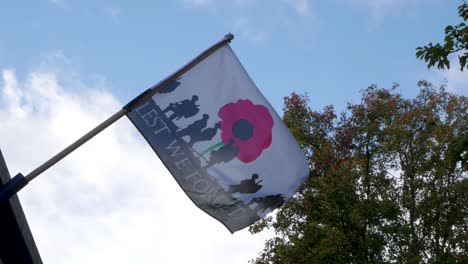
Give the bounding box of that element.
[0,1,466,263]
[1,0,465,113]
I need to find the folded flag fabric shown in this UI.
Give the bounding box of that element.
[127,44,309,233]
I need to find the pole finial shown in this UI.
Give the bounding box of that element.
[225,33,234,43]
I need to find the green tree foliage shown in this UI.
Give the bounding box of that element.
[416,1,468,71]
[250,83,468,263]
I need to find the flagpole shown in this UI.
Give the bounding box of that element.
[0,33,234,204]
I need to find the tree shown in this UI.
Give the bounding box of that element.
[250,83,467,263]
[416,1,468,71]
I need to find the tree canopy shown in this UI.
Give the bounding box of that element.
[250,83,467,263]
[416,1,468,71]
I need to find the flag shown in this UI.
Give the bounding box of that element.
[127,44,309,233]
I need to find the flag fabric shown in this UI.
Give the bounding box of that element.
[127,44,309,232]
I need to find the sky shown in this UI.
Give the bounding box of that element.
[0,0,467,263]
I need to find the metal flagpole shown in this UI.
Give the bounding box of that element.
[0,33,234,204]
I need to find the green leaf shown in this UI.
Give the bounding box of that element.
[459,53,467,71]
[416,2,467,71]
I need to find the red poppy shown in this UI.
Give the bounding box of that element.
[218,99,274,163]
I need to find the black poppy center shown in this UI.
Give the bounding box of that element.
[232,119,254,141]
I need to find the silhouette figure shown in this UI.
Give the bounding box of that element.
[228,174,263,194]
[160,80,181,94]
[190,122,220,146]
[177,114,209,138]
[163,95,200,120]
[177,116,220,147]
[248,194,285,214]
[208,139,239,165]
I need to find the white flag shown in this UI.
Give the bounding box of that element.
[127,45,309,232]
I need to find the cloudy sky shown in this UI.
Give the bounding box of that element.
[0,1,467,263]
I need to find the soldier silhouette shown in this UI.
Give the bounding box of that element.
[191,122,220,146]
[160,80,181,94]
[207,139,239,166]
[228,174,263,194]
[248,194,285,214]
[177,115,220,147]
[163,95,200,120]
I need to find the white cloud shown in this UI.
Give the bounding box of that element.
[184,0,213,7]
[295,0,311,16]
[49,0,66,8]
[105,7,121,18]
[0,54,273,263]
[348,0,424,25]
[439,68,468,95]
[233,18,267,43]
[425,52,468,95]
[285,0,311,16]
